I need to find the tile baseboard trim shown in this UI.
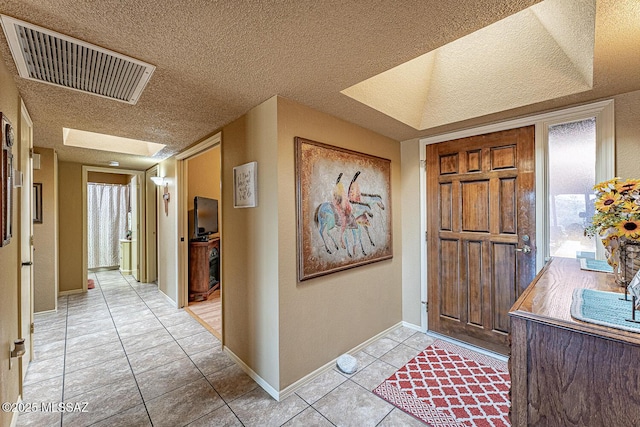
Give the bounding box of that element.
[59,289,84,296]
[224,321,406,402]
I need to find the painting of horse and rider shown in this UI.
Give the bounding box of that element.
[295,137,392,281]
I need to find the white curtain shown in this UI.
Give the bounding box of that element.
[87,183,130,269]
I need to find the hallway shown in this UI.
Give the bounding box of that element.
[17,271,436,426]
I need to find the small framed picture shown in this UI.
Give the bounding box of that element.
[233,161,258,208]
[33,183,43,223]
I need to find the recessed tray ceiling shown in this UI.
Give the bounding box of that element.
[342,0,596,130]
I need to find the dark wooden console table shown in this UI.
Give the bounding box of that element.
[509,257,640,426]
[188,238,220,302]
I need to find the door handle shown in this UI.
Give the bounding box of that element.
[516,245,531,254]
[21,261,33,266]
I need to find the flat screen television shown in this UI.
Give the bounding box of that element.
[191,196,218,240]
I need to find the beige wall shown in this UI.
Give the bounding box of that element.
[87,171,130,185]
[33,148,58,312]
[221,96,402,391]
[222,97,280,389]
[614,89,640,179]
[276,97,402,389]
[400,139,422,326]
[0,49,22,427]
[157,158,179,303]
[188,146,220,209]
[58,161,84,292]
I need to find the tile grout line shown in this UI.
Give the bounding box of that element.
[122,273,251,426]
[91,271,156,427]
[58,293,69,427]
[118,271,246,426]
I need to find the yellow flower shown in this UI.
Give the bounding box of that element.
[594,177,621,193]
[617,179,640,193]
[617,220,640,238]
[595,193,622,212]
[622,200,640,212]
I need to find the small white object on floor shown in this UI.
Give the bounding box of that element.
[336,354,358,374]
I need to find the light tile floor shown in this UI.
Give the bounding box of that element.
[18,270,435,427]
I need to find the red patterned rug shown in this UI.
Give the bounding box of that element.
[373,340,510,426]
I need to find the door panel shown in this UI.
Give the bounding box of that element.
[19,103,33,380]
[130,175,138,281]
[466,240,483,327]
[461,181,489,231]
[427,126,535,354]
[440,239,460,320]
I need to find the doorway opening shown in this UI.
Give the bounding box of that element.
[419,99,615,350]
[177,134,223,339]
[82,166,147,292]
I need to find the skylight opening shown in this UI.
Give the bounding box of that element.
[63,128,166,157]
[342,0,596,130]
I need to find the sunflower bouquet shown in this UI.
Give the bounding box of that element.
[585,177,640,239]
[586,178,640,281]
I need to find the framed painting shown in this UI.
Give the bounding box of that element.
[295,137,392,281]
[33,183,43,224]
[233,161,258,208]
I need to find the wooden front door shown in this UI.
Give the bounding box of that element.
[426,126,536,354]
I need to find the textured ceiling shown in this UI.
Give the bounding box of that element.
[0,0,638,170]
[343,0,597,130]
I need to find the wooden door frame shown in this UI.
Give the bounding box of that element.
[18,99,33,384]
[419,99,615,332]
[145,165,158,283]
[175,132,221,310]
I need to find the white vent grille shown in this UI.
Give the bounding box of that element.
[0,15,155,104]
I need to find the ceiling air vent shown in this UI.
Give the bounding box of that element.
[0,15,155,104]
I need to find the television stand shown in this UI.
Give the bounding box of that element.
[188,238,220,302]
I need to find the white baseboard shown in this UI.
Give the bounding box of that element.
[58,289,84,296]
[223,346,281,400]
[401,321,424,332]
[34,308,57,315]
[223,322,410,402]
[158,289,177,307]
[9,395,22,427]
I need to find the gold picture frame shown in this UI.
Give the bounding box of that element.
[295,137,392,281]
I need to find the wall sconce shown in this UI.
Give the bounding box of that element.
[151,176,170,216]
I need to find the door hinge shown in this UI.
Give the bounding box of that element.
[422,300,428,312]
[420,159,426,168]
[30,235,34,246]
[30,323,34,334]
[425,231,428,242]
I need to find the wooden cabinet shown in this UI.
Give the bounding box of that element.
[189,238,220,301]
[119,239,131,274]
[509,258,640,426]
